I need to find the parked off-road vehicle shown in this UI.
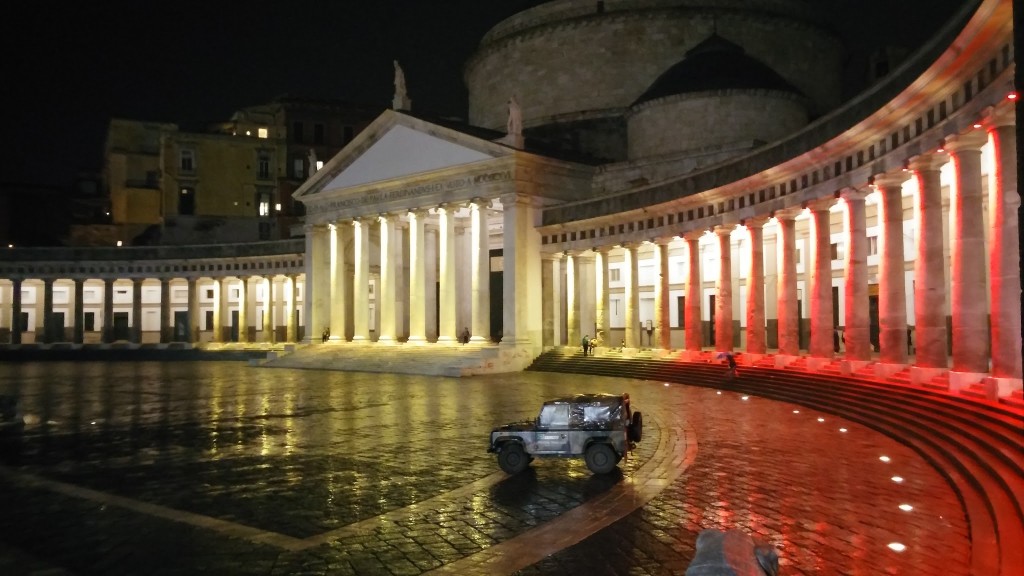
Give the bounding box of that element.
[488,393,642,475]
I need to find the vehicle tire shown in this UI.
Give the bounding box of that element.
[585,443,617,474]
[498,443,529,474]
[629,411,643,443]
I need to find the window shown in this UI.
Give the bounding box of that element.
[257,127,268,139]
[293,157,305,179]
[868,236,879,256]
[258,192,271,216]
[830,242,840,261]
[179,149,195,172]
[539,404,569,428]
[314,123,325,144]
[292,121,304,143]
[84,312,95,331]
[257,155,270,179]
[610,268,621,282]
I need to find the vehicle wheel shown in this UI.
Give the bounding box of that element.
[498,443,529,474]
[585,443,617,474]
[629,411,643,443]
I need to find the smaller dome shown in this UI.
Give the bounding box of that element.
[632,34,805,107]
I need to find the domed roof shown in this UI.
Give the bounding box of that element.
[632,34,805,107]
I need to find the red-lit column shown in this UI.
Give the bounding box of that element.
[908,154,949,373]
[714,226,734,351]
[624,243,640,349]
[263,276,275,343]
[683,233,703,353]
[745,217,768,355]
[841,188,871,362]
[655,240,671,351]
[774,209,800,358]
[807,199,834,360]
[945,131,990,379]
[986,108,1022,384]
[873,172,910,366]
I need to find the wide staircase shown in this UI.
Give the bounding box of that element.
[256,341,502,377]
[527,348,1024,576]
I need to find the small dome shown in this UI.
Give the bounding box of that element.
[633,34,804,107]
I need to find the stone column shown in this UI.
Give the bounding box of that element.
[306,224,330,344]
[774,209,800,359]
[131,278,143,344]
[424,222,438,342]
[655,240,671,351]
[238,277,249,343]
[501,192,538,347]
[213,278,226,343]
[11,279,22,345]
[714,227,734,352]
[378,214,397,343]
[159,278,171,344]
[873,173,910,367]
[806,199,834,360]
[985,111,1022,387]
[744,217,768,355]
[683,234,703,353]
[73,279,84,344]
[438,206,457,343]
[330,223,348,342]
[566,252,580,349]
[42,279,54,344]
[542,254,562,347]
[624,244,640,349]
[407,210,427,344]
[470,199,490,343]
[908,155,949,376]
[285,275,297,342]
[352,219,370,341]
[187,277,199,343]
[578,252,597,347]
[945,131,989,380]
[840,188,871,363]
[102,278,114,344]
[595,248,610,347]
[263,276,275,343]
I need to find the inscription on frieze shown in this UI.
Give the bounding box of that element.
[306,170,511,214]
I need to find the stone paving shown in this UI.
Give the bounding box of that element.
[0,361,970,575]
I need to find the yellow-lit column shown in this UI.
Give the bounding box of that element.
[500,192,538,347]
[655,240,671,351]
[841,188,871,363]
[187,277,199,343]
[285,275,297,342]
[263,276,275,343]
[42,278,54,344]
[352,219,370,341]
[238,276,249,343]
[566,251,580,349]
[10,279,22,344]
[378,214,397,343]
[683,233,703,354]
[807,199,834,360]
[623,244,639,349]
[159,278,171,344]
[73,278,84,344]
[594,248,610,347]
[407,209,427,344]
[213,277,226,343]
[102,278,114,344]
[469,199,490,343]
[541,254,562,347]
[437,206,457,343]
[329,223,348,342]
[305,224,330,344]
[744,217,768,355]
[424,222,438,342]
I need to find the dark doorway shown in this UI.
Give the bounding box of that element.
[113,312,130,341]
[490,270,503,342]
[178,187,195,215]
[49,312,65,342]
[230,310,239,341]
[869,295,880,352]
[707,294,716,346]
[173,311,189,342]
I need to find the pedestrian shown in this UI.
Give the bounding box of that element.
[581,334,590,356]
[461,327,471,345]
[721,351,738,381]
[833,326,841,353]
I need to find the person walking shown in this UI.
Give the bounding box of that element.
[581,334,590,356]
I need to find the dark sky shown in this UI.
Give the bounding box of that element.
[2,0,964,189]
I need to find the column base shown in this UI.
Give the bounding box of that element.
[909,366,947,385]
[806,357,834,372]
[740,353,764,366]
[839,360,872,375]
[947,370,986,392]
[436,336,457,345]
[405,336,428,345]
[774,354,800,368]
[873,363,907,379]
[981,376,1024,399]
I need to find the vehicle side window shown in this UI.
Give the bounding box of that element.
[539,404,569,428]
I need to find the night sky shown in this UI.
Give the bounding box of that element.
[2,0,964,189]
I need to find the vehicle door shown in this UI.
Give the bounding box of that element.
[535,404,570,454]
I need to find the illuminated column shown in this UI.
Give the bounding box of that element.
[469,199,490,343]
[655,240,671,350]
[305,224,330,344]
[352,219,370,341]
[908,155,949,369]
[102,278,114,343]
[263,276,274,343]
[42,279,54,344]
[501,192,538,346]
[131,278,142,344]
[407,209,427,343]
[159,278,171,344]
[986,111,1022,381]
[187,277,199,343]
[329,223,348,342]
[873,173,910,364]
[566,252,580,348]
[595,248,610,346]
[624,244,639,349]
[437,206,457,343]
[424,222,438,342]
[378,214,397,343]
[683,233,703,352]
[713,227,734,351]
[945,131,989,375]
[744,217,768,355]
[542,254,562,347]
[73,279,84,344]
[285,275,297,342]
[807,199,834,359]
[11,279,22,344]
[578,252,596,346]
[212,277,225,343]
[775,209,800,356]
[841,188,871,361]
[238,277,249,343]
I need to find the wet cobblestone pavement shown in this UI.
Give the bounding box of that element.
[0,361,969,575]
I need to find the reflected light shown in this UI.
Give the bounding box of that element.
[888,542,907,552]
[892,476,904,483]
[899,504,914,511]
[879,456,891,463]
[839,427,848,432]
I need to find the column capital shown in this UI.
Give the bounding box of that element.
[871,171,910,191]
[943,129,988,154]
[712,225,735,238]
[839,187,870,202]
[803,197,836,212]
[906,153,948,173]
[980,101,1015,130]
[742,215,771,229]
[499,192,532,207]
[771,207,802,221]
[681,230,706,242]
[407,207,429,219]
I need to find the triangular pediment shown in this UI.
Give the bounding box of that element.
[295,110,512,199]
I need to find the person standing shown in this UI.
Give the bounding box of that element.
[581,334,590,356]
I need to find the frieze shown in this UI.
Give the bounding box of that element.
[306,170,512,214]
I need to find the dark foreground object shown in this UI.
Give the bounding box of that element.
[685,529,779,576]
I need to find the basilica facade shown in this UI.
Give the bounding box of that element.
[1,0,1019,395]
